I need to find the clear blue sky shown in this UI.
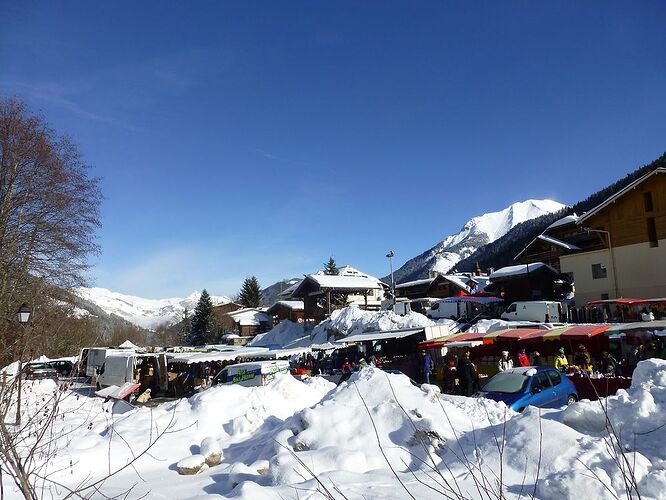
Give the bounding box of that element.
[2,1,665,298]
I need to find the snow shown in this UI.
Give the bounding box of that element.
[393,199,565,281]
[490,262,558,279]
[74,287,232,329]
[250,306,438,349]
[546,213,579,230]
[4,360,666,499]
[537,234,581,250]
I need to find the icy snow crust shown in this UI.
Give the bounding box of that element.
[5,359,666,499]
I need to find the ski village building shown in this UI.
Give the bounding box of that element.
[517,168,666,306]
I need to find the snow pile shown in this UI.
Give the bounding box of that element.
[250,307,438,348]
[74,287,232,329]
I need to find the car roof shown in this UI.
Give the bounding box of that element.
[500,366,552,376]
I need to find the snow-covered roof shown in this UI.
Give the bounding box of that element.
[578,168,666,224]
[267,300,304,312]
[395,278,435,289]
[293,274,384,297]
[118,340,140,349]
[546,214,579,230]
[167,347,271,364]
[537,234,581,251]
[490,262,559,280]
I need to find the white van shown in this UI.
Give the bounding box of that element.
[97,352,168,392]
[210,360,289,388]
[501,301,563,322]
[427,300,464,320]
[85,347,138,379]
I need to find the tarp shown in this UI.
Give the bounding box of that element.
[491,328,545,341]
[605,320,666,334]
[341,328,424,344]
[587,298,666,306]
[249,347,312,359]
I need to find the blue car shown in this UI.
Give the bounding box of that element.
[475,366,578,412]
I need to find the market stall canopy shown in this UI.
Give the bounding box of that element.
[588,298,666,306]
[249,347,312,359]
[342,328,424,344]
[605,320,666,334]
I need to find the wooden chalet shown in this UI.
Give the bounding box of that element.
[266,300,305,324]
[485,262,564,303]
[395,273,489,300]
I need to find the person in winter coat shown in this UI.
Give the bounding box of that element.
[574,344,593,372]
[531,351,545,367]
[554,347,569,372]
[337,358,354,385]
[457,350,477,397]
[422,351,434,384]
[600,351,618,376]
[516,348,530,367]
[497,351,513,372]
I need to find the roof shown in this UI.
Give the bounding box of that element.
[395,277,435,289]
[546,214,579,230]
[490,262,559,280]
[578,168,666,224]
[277,281,301,298]
[537,234,581,251]
[292,273,384,298]
[266,301,304,314]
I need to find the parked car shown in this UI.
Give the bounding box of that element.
[22,363,59,381]
[46,360,74,377]
[474,366,577,412]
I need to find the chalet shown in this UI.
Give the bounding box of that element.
[559,168,666,305]
[395,273,489,300]
[225,308,272,343]
[485,263,564,303]
[290,267,387,322]
[266,300,305,324]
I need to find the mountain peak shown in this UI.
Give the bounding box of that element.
[392,199,565,283]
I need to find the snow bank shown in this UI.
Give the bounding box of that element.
[250,306,437,348]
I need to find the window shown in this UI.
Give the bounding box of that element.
[647,217,658,247]
[601,293,610,300]
[546,370,562,386]
[506,303,517,313]
[644,192,654,212]
[592,263,607,279]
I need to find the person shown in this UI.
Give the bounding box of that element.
[641,308,655,322]
[516,348,530,367]
[422,351,434,384]
[554,347,569,372]
[456,350,477,397]
[337,358,354,385]
[443,356,457,394]
[574,344,593,372]
[600,351,618,377]
[643,341,659,360]
[531,351,545,367]
[497,351,513,372]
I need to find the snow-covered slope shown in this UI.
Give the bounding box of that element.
[393,199,565,283]
[74,288,232,330]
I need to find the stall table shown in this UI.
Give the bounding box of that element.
[566,374,632,400]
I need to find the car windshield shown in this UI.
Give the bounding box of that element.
[483,372,530,394]
[27,363,50,370]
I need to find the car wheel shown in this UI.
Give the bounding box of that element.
[567,394,577,405]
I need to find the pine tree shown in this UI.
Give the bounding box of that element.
[180,308,192,344]
[324,257,338,275]
[239,276,262,308]
[188,290,214,345]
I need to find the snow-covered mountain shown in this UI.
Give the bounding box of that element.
[74,288,232,330]
[392,199,565,283]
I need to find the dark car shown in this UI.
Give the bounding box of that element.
[474,366,578,412]
[46,360,75,377]
[22,363,59,381]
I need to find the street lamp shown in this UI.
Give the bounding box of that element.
[386,250,396,306]
[16,303,31,427]
[18,303,31,324]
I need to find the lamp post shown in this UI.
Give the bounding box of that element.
[16,303,31,426]
[386,250,396,306]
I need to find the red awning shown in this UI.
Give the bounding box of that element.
[559,324,610,340]
[587,298,650,306]
[492,328,546,341]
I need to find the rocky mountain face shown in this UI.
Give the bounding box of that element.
[390,199,565,284]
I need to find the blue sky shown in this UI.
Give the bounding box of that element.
[2,1,665,298]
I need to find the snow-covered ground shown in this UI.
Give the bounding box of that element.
[3,359,665,499]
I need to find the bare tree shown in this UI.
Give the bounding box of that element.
[0,96,101,364]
